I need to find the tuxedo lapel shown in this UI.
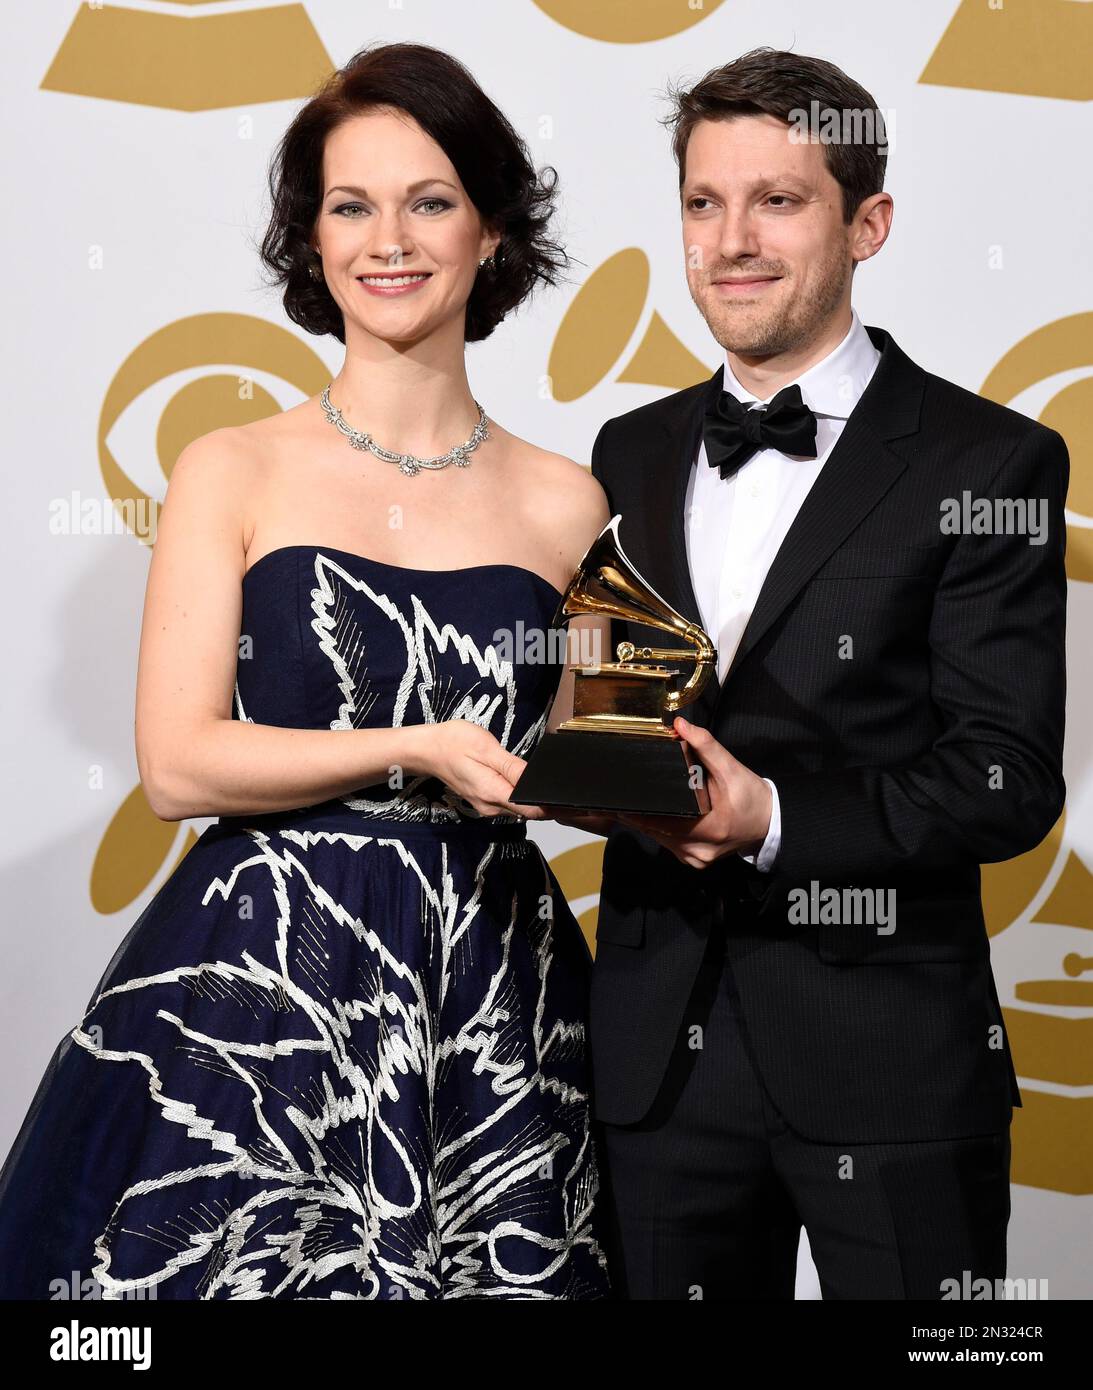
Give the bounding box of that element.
[616,326,925,730]
[629,366,724,726]
[633,367,720,627]
[636,327,924,728]
[707,325,924,720]
[664,365,725,630]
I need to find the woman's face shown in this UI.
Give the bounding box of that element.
[313,107,498,346]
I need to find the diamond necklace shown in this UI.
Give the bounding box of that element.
[319,384,490,476]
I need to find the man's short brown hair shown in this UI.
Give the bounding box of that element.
[663,47,887,224]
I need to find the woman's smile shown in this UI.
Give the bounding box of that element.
[356,271,433,296]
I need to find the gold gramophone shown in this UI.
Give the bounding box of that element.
[511,515,717,816]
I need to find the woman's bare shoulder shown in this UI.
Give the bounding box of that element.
[494,427,611,572]
[497,425,606,508]
[173,419,263,472]
[178,398,313,467]
[169,405,311,538]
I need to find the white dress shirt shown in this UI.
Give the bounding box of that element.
[684,308,881,872]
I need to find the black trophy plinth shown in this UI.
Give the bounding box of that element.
[510,729,710,817]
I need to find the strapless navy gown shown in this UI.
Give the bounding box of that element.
[0,546,610,1299]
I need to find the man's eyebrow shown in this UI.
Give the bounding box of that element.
[324,179,459,199]
[682,173,813,196]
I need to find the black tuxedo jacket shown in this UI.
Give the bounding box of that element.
[588,323,1068,1141]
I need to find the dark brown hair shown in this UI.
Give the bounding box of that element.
[259,42,568,343]
[662,47,887,224]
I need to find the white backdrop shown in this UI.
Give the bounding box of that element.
[2,0,1090,1298]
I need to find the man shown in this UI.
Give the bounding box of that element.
[585,48,1068,1299]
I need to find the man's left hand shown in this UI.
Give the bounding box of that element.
[616,717,772,870]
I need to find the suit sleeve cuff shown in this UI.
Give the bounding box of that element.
[737,778,781,873]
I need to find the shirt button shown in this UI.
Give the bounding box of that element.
[749,483,761,497]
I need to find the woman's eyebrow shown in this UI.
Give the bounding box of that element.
[324,179,460,199]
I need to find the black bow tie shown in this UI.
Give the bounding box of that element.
[703,382,819,480]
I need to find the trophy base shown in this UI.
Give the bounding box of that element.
[510,730,710,817]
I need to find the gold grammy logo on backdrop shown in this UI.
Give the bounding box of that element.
[1001,826,1093,1195]
[980,313,1093,585]
[548,248,710,403]
[91,314,330,916]
[532,0,725,44]
[39,5,334,907]
[42,0,331,110]
[550,843,608,952]
[977,312,1093,1193]
[920,0,1091,102]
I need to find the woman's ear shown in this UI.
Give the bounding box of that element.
[481,223,502,262]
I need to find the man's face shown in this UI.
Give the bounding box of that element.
[681,114,856,357]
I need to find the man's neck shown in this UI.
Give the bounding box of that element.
[725,306,854,401]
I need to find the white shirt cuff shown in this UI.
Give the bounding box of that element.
[738,778,781,873]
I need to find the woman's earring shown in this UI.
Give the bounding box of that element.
[309,250,324,282]
[477,253,496,271]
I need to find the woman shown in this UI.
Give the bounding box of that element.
[0,41,612,1300]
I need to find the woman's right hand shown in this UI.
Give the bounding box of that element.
[412,720,531,818]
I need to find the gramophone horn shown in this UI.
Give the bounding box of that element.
[554,515,715,711]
